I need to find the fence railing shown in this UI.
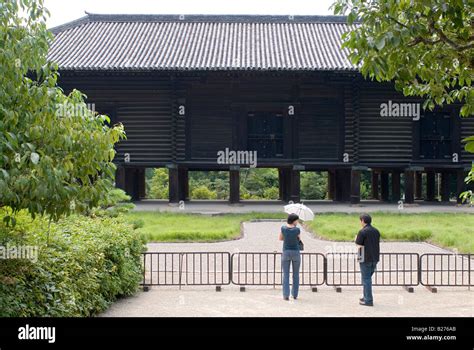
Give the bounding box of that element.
[231,252,325,286]
[141,252,473,289]
[142,252,231,287]
[326,253,419,286]
[420,253,473,287]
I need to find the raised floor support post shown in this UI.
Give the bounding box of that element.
[350,169,361,204]
[440,172,450,202]
[328,170,336,200]
[229,166,240,204]
[391,171,401,202]
[168,166,179,203]
[415,172,423,199]
[137,168,146,200]
[115,165,126,191]
[178,167,189,201]
[278,168,289,201]
[404,170,415,204]
[380,171,389,202]
[426,170,436,201]
[289,167,301,203]
[456,169,468,204]
[371,171,379,200]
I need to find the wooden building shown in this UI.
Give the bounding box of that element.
[48,14,473,203]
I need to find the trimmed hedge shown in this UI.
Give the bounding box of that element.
[0,212,145,317]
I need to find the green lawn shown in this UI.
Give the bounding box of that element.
[127,211,474,253]
[126,211,284,242]
[306,213,474,253]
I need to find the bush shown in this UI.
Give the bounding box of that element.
[263,187,279,200]
[191,185,217,199]
[88,188,135,217]
[0,211,145,317]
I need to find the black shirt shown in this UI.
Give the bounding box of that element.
[355,224,380,263]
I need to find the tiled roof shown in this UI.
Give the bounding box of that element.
[48,14,356,71]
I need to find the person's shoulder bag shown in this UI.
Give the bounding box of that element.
[298,238,304,251]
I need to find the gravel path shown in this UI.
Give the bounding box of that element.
[135,200,474,214]
[101,221,473,317]
[147,221,451,254]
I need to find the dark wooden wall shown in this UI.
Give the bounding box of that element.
[358,81,415,166]
[57,71,473,170]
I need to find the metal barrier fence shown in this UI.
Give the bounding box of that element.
[141,252,472,289]
[420,254,473,287]
[326,253,419,287]
[142,252,231,287]
[231,252,325,286]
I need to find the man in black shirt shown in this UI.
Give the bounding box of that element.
[355,213,380,306]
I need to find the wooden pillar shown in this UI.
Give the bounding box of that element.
[289,170,300,203]
[391,171,401,202]
[440,172,450,202]
[404,170,415,204]
[115,166,126,191]
[328,170,336,200]
[426,171,436,201]
[137,168,146,199]
[278,168,287,201]
[178,167,189,201]
[415,172,423,199]
[335,169,351,202]
[456,169,467,204]
[334,169,344,202]
[350,169,361,204]
[124,168,139,201]
[229,167,240,204]
[371,171,379,200]
[168,167,179,203]
[380,171,389,202]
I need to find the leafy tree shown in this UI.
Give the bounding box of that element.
[333,0,474,201]
[148,168,169,199]
[0,0,125,224]
[301,172,328,199]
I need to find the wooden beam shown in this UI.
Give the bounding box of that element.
[350,169,361,204]
[168,167,179,203]
[229,168,240,204]
[415,172,422,199]
[380,171,389,202]
[371,171,379,200]
[404,170,415,204]
[440,172,450,202]
[426,171,436,201]
[391,171,401,202]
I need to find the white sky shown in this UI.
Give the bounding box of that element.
[44,0,336,28]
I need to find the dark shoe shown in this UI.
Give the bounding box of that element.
[359,297,365,302]
[292,296,297,300]
[359,300,373,306]
[284,297,289,301]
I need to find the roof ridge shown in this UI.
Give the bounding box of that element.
[49,13,350,33]
[87,13,349,23]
